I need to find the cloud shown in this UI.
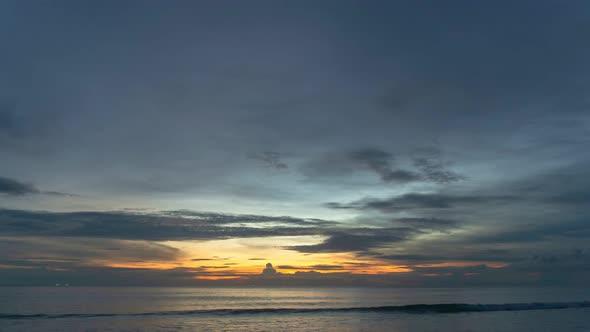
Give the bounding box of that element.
[2,1,590,288]
[520,162,590,207]
[288,227,419,253]
[1,208,465,258]
[276,264,344,271]
[348,148,421,183]
[301,148,464,185]
[377,248,521,265]
[0,176,39,195]
[531,248,590,267]
[275,265,299,269]
[468,218,590,245]
[0,176,76,197]
[41,191,80,197]
[391,217,458,231]
[2,246,590,287]
[0,265,206,287]
[0,236,182,266]
[311,162,590,261]
[0,208,331,241]
[249,151,288,170]
[262,262,277,276]
[325,193,518,212]
[159,210,337,227]
[413,156,465,184]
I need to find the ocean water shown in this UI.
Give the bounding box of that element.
[1,287,590,331]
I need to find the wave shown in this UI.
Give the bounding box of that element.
[2,301,589,320]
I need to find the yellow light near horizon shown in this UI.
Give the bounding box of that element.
[82,236,509,278]
[92,236,416,275]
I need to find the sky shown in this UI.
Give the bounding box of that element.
[1,0,590,286]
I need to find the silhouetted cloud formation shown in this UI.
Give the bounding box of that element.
[0,176,39,195]
[0,209,331,241]
[288,227,419,253]
[302,148,463,185]
[325,193,518,212]
[262,262,277,276]
[277,264,344,271]
[0,176,76,197]
[348,148,421,183]
[413,156,465,184]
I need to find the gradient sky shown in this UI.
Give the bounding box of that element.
[1,0,590,286]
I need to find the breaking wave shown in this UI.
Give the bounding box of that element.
[2,301,589,320]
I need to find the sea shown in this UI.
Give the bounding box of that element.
[1,287,589,331]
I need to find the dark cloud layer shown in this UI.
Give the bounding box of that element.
[413,157,464,184]
[302,148,463,185]
[276,264,344,271]
[325,193,518,212]
[0,176,39,195]
[288,227,419,253]
[348,148,421,183]
[0,176,75,197]
[0,209,330,241]
[0,236,182,267]
[2,1,590,286]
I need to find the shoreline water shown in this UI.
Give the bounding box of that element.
[2,287,590,331]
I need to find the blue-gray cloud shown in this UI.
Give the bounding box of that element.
[0,176,38,195]
[0,176,76,197]
[2,0,590,287]
[0,209,332,241]
[288,227,420,253]
[302,148,463,185]
[249,151,289,170]
[325,193,518,212]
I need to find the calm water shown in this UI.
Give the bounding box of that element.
[1,287,590,331]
